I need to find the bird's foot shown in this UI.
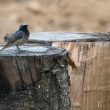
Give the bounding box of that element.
[16,45,21,51]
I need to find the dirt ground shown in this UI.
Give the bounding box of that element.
[0,0,110,43]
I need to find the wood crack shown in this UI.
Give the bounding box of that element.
[15,57,25,86]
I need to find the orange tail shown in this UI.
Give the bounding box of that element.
[67,55,76,69]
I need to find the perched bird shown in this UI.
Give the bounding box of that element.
[1,24,30,51]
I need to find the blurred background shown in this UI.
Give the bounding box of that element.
[0,0,110,42]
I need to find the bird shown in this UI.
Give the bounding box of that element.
[0,24,30,51]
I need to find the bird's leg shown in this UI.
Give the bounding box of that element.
[16,45,21,51]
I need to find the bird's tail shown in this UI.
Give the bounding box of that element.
[0,44,10,51]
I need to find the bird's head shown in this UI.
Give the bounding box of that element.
[19,24,29,31]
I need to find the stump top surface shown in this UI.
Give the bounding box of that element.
[29,32,110,42]
[0,46,66,56]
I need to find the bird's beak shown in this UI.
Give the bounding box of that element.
[27,25,31,30]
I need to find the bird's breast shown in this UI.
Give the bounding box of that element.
[14,37,28,45]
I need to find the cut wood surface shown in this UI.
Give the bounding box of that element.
[0,45,71,110]
[28,32,110,43]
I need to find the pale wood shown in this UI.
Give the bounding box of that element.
[82,42,110,110]
[53,42,110,110]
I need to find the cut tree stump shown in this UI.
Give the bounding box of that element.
[0,46,71,110]
[28,32,110,110]
[28,32,110,67]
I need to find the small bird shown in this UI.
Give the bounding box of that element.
[1,24,30,51]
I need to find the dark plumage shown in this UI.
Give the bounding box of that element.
[1,24,30,51]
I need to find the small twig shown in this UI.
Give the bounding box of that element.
[81,55,96,62]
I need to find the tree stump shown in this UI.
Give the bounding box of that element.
[28,32,110,110]
[28,32,110,67]
[0,46,71,110]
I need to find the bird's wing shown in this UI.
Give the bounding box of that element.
[4,31,25,42]
[7,31,25,44]
[1,31,25,50]
[14,31,25,40]
[4,33,14,42]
